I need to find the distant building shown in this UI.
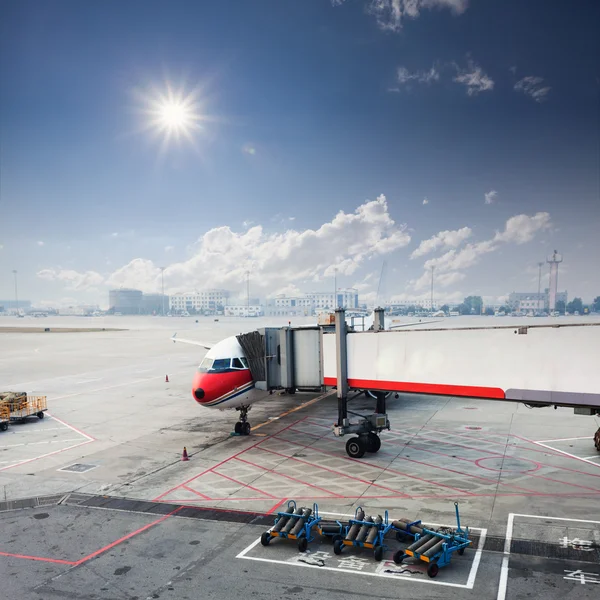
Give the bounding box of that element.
[109,289,143,314]
[0,299,32,312]
[224,304,263,317]
[265,295,315,317]
[58,305,99,316]
[508,290,568,313]
[307,289,359,311]
[142,294,169,315]
[169,289,229,314]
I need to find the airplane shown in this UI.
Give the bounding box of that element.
[171,313,439,435]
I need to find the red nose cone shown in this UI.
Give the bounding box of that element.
[192,372,207,404]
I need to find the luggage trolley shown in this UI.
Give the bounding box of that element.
[392,502,471,578]
[7,395,48,422]
[261,500,322,552]
[0,404,9,431]
[333,506,394,561]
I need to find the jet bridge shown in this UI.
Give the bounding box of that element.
[239,309,600,457]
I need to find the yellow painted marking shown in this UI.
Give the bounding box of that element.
[405,550,414,556]
[250,390,333,432]
[422,556,430,562]
[364,543,373,549]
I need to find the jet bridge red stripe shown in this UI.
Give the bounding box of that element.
[323,377,505,399]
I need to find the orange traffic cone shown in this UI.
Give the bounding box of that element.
[182,447,189,461]
[165,374,169,383]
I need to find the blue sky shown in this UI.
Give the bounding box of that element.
[1,0,599,306]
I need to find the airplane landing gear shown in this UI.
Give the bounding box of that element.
[235,405,251,436]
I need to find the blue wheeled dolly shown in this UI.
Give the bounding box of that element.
[333,506,394,561]
[261,500,322,552]
[392,502,471,578]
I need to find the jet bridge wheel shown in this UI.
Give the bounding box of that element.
[594,428,600,452]
[346,437,366,459]
[366,432,381,453]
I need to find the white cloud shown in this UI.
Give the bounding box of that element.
[242,144,256,155]
[494,212,551,244]
[111,232,119,238]
[0,244,4,250]
[37,241,44,246]
[484,190,498,205]
[514,76,551,103]
[37,269,104,291]
[411,226,472,259]
[453,58,494,96]
[436,271,466,287]
[396,65,440,86]
[164,245,175,252]
[422,198,429,205]
[40,196,411,296]
[333,0,469,32]
[411,212,552,291]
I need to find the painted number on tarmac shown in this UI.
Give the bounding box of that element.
[563,570,600,585]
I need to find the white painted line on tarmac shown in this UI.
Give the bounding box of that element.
[0,439,94,472]
[497,513,514,600]
[237,518,485,589]
[0,438,83,449]
[531,440,600,469]
[75,378,103,384]
[536,436,591,443]
[514,514,600,524]
[50,376,164,401]
[497,512,600,600]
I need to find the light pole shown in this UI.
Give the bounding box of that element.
[12,270,19,315]
[537,262,543,313]
[246,270,250,316]
[334,267,337,309]
[160,267,165,316]
[430,266,435,313]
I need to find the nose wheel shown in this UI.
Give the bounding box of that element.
[235,406,251,436]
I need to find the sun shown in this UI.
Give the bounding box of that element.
[140,83,207,149]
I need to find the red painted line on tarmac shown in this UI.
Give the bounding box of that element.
[152,418,308,502]
[181,485,211,500]
[0,551,76,565]
[417,428,600,488]
[267,431,475,497]
[511,434,600,476]
[211,469,277,499]
[0,507,183,567]
[254,447,409,497]
[73,506,183,566]
[47,413,97,442]
[420,427,568,459]
[266,498,288,515]
[380,436,541,495]
[323,377,505,400]
[235,456,345,498]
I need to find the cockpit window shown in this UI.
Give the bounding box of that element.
[198,357,233,373]
[240,357,249,369]
[232,357,244,369]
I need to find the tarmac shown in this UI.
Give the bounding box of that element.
[1,315,599,599]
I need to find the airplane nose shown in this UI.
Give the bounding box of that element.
[194,388,205,401]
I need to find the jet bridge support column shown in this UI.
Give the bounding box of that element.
[333,308,390,459]
[335,308,348,427]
